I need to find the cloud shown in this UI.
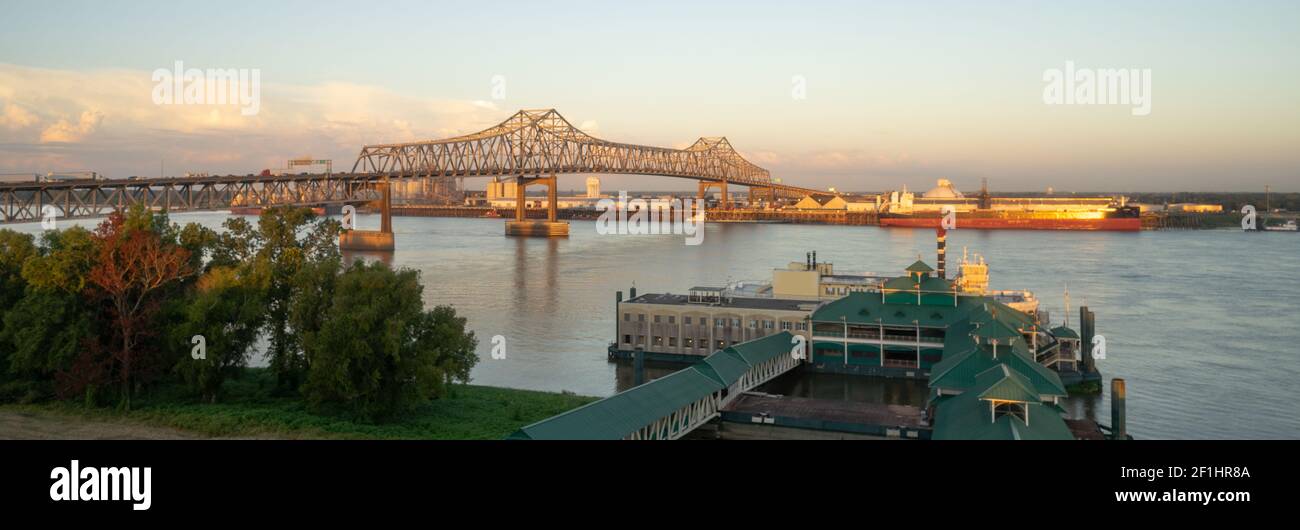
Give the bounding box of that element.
[0,63,505,176]
[0,101,40,129]
[39,110,103,143]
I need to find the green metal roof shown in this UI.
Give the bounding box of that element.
[509,332,797,440]
[932,397,1074,440]
[932,363,1073,440]
[812,291,978,326]
[971,318,1022,341]
[508,367,724,440]
[1050,326,1080,340]
[905,260,934,273]
[974,365,1039,403]
[929,335,1067,399]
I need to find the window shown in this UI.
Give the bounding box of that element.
[796,322,808,331]
[714,318,725,327]
[763,320,775,329]
[716,340,726,349]
[623,334,632,345]
[684,316,692,325]
[623,313,630,322]
[653,315,661,323]
[780,321,793,330]
[731,318,741,327]
[653,336,664,346]
[668,337,677,347]
[636,335,645,345]
[637,314,645,322]
[993,402,1028,423]
[668,316,676,324]
[749,319,758,329]
[684,337,694,348]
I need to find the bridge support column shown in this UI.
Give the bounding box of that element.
[505,174,568,237]
[339,177,396,251]
[697,181,730,210]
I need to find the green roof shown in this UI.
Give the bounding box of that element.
[1051,326,1080,340]
[508,367,724,440]
[974,365,1039,403]
[905,260,934,273]
[812,291,977,326]
[971,318,1022,341]
[929,332,1067,399]
[932,363,1073,440]
[509,332,797,440]
[932,397,1074,440]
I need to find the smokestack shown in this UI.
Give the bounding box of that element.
[812,251,817,268]
[615,291,623,347]
[1111,378,1127,440]
[936,227,947,279]
[629,285,637,299]
[806,252,812,271]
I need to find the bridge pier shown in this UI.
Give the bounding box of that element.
[505,174,569,237]
[339,178,395,251]
[698,181,730,210]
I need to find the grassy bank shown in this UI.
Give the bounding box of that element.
[0,368,595,440]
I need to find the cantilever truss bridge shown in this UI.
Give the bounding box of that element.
[1,109,827,224]
[353,109,821,196]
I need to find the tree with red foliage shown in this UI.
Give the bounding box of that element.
[84,209,192,410]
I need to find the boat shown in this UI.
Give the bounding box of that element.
[877,179,1142,231]
[1264,220,1298,232]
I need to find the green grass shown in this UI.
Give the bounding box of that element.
[1,368,596,440]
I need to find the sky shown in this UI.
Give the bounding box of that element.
[1,0,1297,192]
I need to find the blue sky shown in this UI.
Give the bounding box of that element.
[1,0,1297,191]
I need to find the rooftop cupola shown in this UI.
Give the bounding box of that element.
[905,259,934,282]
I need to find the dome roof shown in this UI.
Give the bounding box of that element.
[922,179,964,199]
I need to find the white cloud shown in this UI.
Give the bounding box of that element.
[0,63,505,176]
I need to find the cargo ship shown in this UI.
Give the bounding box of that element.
[877,179,1141,231]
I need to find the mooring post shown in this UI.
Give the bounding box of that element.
[633,346,645,387]
[1111,378,1127,440]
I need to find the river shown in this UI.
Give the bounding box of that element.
[8,212,1299,439]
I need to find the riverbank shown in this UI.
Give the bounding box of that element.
[0,368,595,440]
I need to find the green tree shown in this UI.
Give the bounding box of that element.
[3,228,100,384]
[301,261,478,421]
[216,207,340,390]
[173,266,265,402]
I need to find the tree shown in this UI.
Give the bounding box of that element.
[215,207,340,390]
[83,208,192,410]
[300,261,478,420]
[173,266,265,402]
[2,228,99,392]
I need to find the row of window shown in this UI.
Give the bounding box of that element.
[622,335,738,351]
[622,313,807,331]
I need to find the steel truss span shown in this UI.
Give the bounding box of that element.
[353,108,805,192]
[0,175,380,224]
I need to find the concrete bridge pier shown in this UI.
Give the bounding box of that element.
[505,173,569,237]
[698,180,730,209]
[339,178,396,251]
